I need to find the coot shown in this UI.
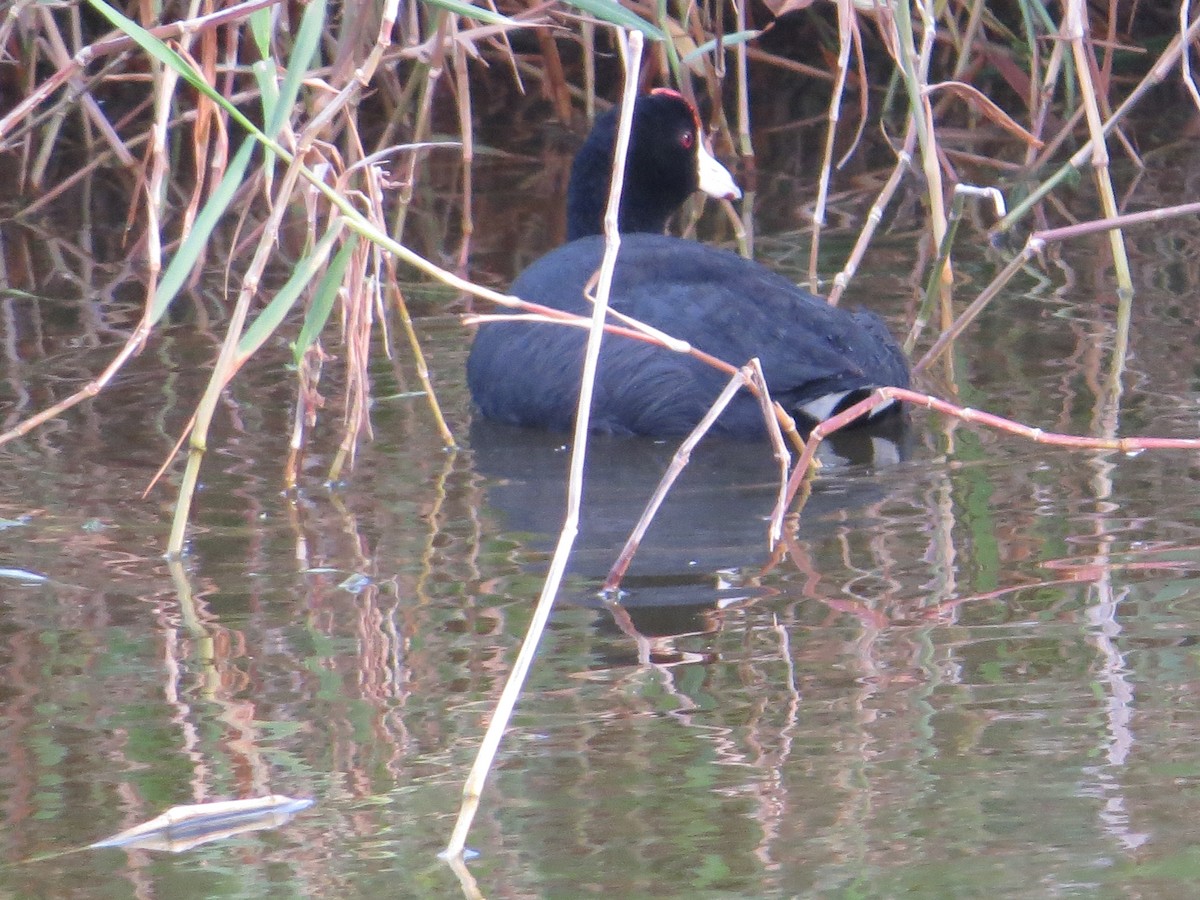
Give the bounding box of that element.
[467,90,910,438]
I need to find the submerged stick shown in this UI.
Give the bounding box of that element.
[602,358,791,594]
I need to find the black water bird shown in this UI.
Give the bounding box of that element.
[467,90,910,438]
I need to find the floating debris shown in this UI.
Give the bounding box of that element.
[90,795,314,853]
[0,567,48,584]
[338,573,372,593]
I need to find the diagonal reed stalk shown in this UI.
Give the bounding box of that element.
[443,28,646,862]
[914,200,1200,376]
[6,0,1200,648]
[905,184,1006,354]
[1,0,550,554]
[806,0,854,294]
[827,123,916,308]
[781,385,1200,529]
[4,0,1199,660]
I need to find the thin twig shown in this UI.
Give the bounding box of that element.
[807,0,853,292]
[994,14,1200,237]
[0,0,285,145]
[784,386,1200,524]
[827,123,916,307]
[914,199,1200,374]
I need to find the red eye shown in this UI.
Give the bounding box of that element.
[680,131,695,150]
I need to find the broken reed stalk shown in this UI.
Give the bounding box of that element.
[905,184,1006,355]
[753,359,795,546]
[602,369,753,594]
[443,28,646,862]
[827,123,916,308]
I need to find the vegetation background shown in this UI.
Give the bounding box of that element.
[3,0,1200,545]
[6,0,1200,870]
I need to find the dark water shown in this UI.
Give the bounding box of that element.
[4,135,1200,898]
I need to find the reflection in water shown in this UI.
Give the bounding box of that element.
[469,418,910,588]
[469,417,911,664]
[1078,451,1147,854]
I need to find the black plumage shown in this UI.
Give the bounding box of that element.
[467,91,910,439]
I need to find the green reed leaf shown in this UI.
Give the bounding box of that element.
[557,0,663,39]
[294,235,359,364]
[418,0,517,26]
[683,30,760,64]
[239,221,344,359]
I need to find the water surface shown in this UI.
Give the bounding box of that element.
[2,128,1200,898]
